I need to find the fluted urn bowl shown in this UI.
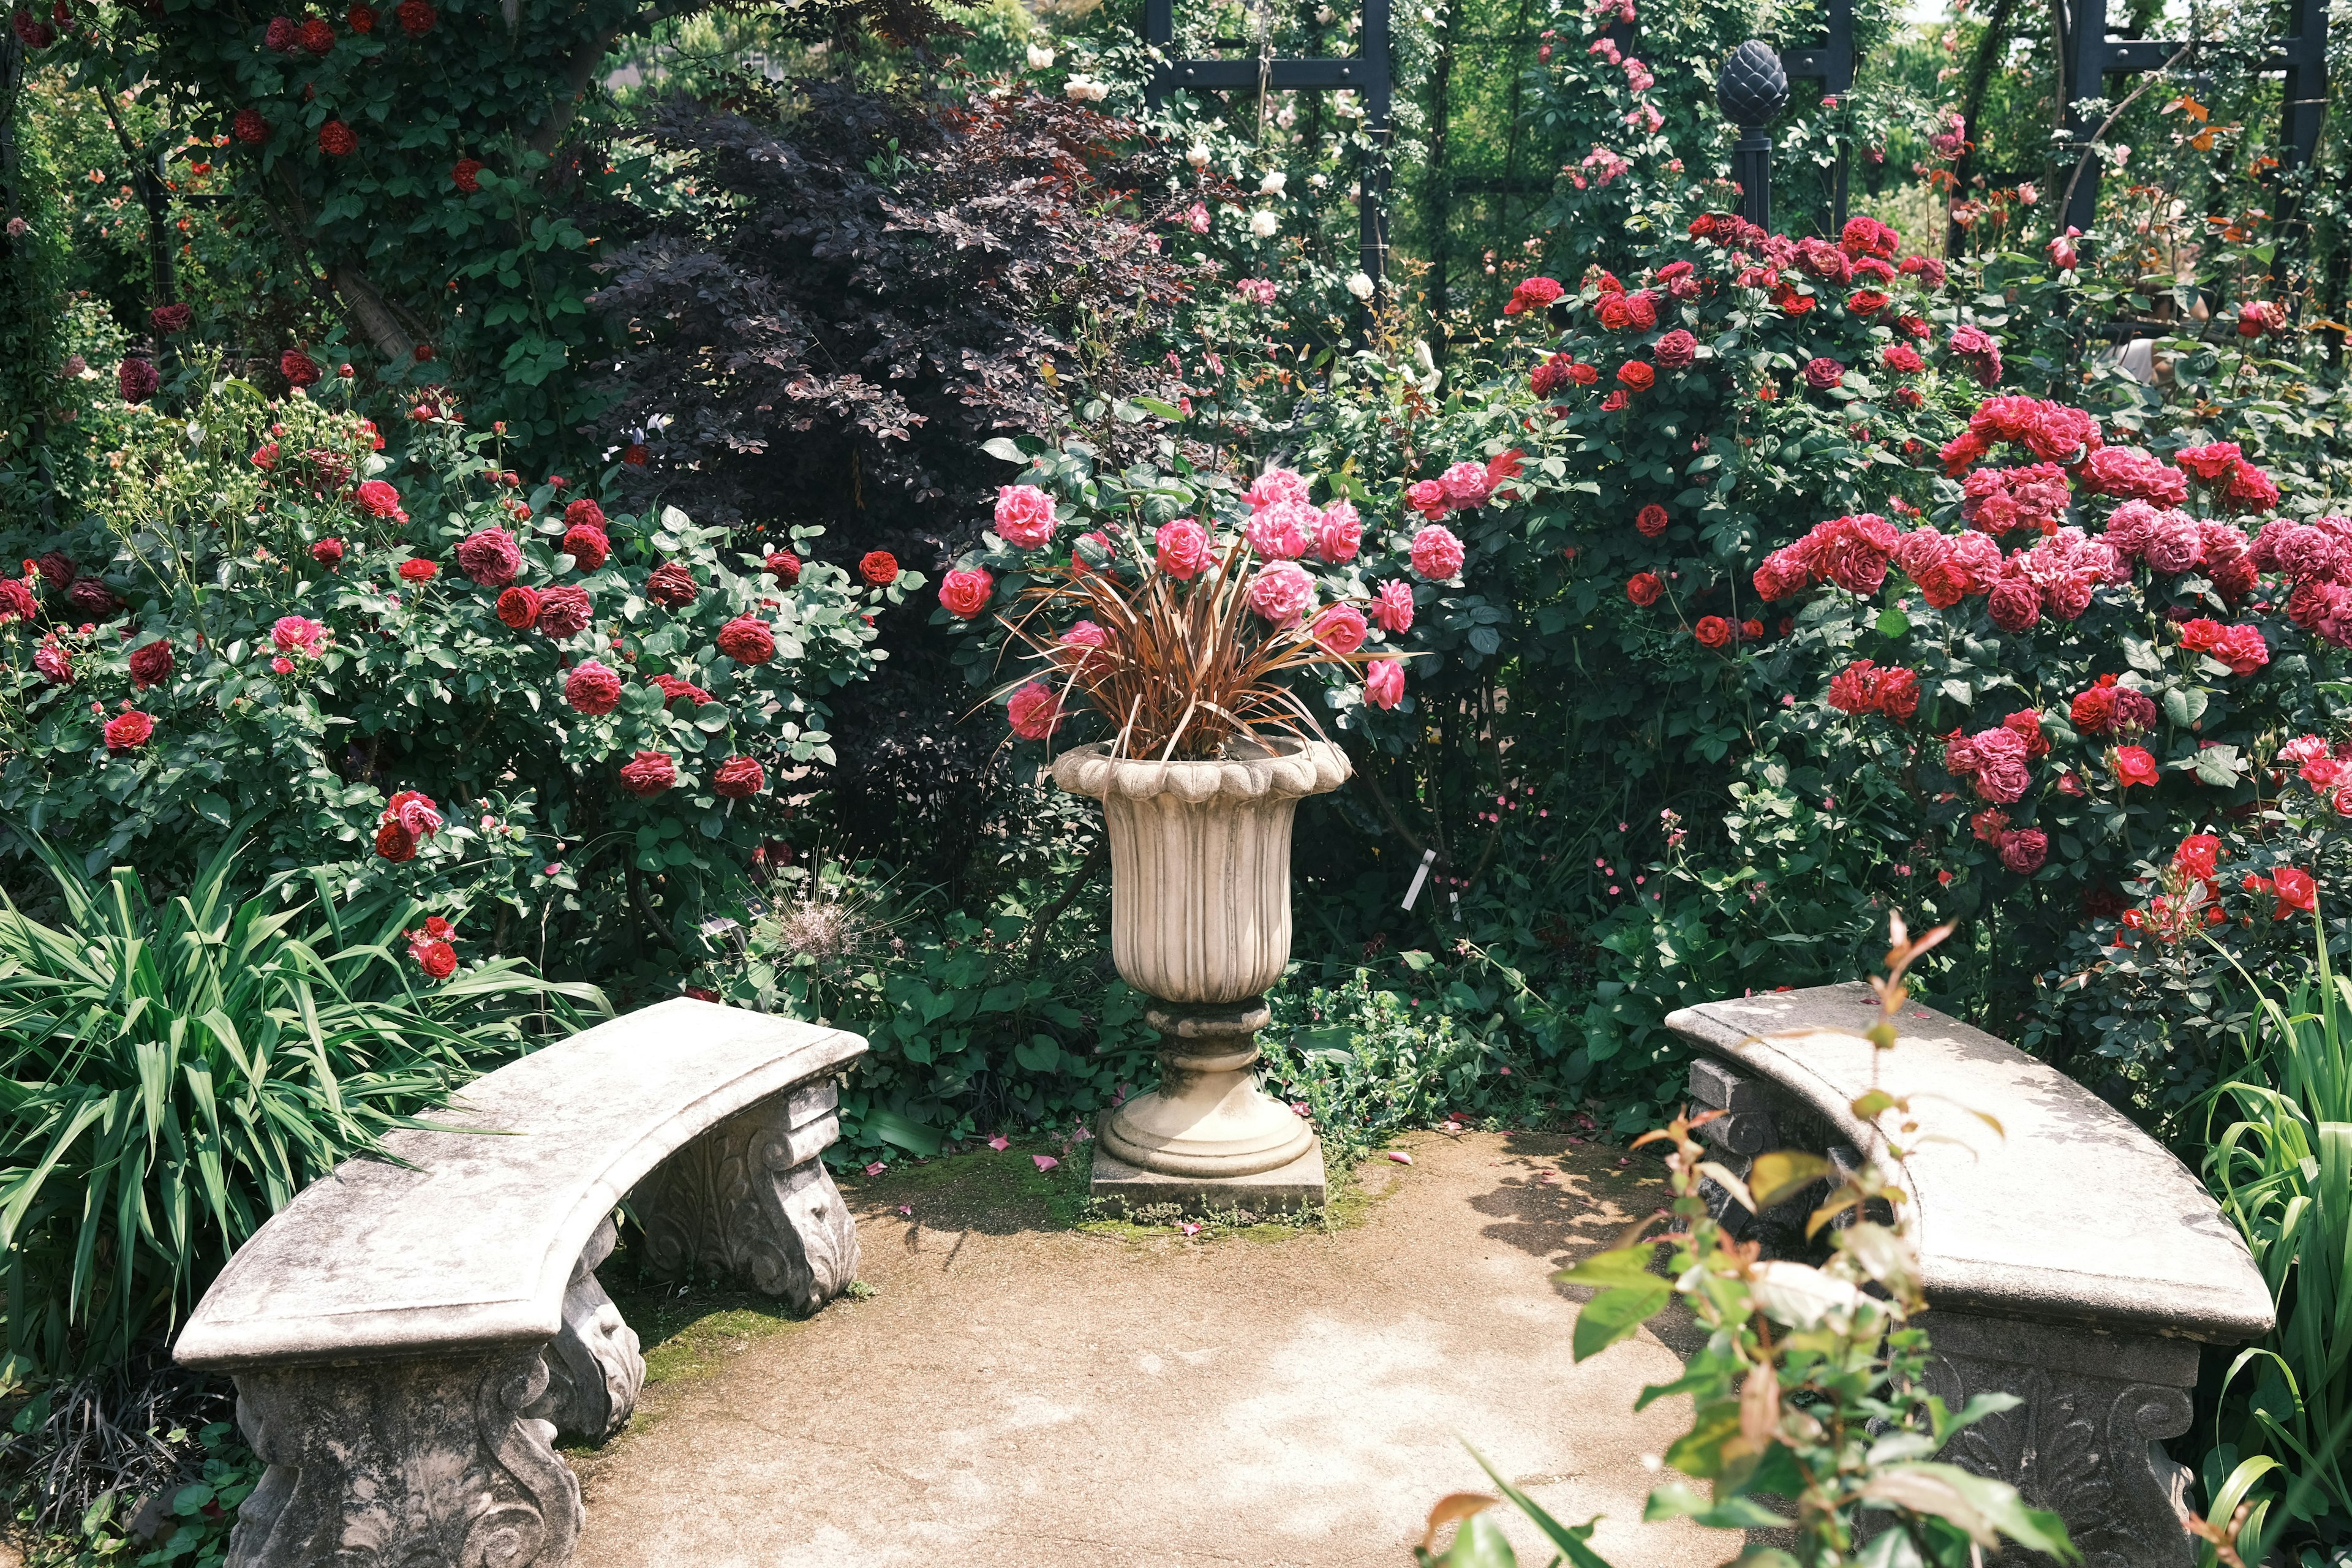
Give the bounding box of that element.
[1051,736,1349,1178]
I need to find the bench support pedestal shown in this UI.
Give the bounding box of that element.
[1920,1313,2198,1568]
[229,1350,582,1568]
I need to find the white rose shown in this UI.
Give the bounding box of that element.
[1308,172,1328,188]
[1275,105,1296,129]
[1419,6,1437,20]
[1259,170,1287,195]
[1249,210,1279,238]
[1346,272,1376,301]
[1186,143,1212,168]
[1026,42,1055,69]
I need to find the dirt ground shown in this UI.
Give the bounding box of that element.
[572,1129,1722,1568]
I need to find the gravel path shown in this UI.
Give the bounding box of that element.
[573,1128,1719,1568]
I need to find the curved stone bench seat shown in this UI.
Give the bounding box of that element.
[1667,982,2273,1568]
[174,998,867,1568]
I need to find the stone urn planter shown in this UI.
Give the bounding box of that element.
[1050,736,1350,1208]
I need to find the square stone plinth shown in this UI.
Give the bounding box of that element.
[1089,1140,1326,1216]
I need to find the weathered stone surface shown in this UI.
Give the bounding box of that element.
[523,1216,643,1444]
[175,1000,867,1568]
[1664,982,2272,1340]
[634,1080,861,1314]
[1089,1140,1328,1213]
[1667,983,2268,1566]
[228,1349,582,1568]
[175,1000,864,1370]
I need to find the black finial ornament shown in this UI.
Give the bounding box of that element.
[1716,40,1787,232]
[1716,40,1790,126]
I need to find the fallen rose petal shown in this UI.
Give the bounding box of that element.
[1178,1221,1202,1236]
[897,1204,913,1217]
[987,1135,1010,1151]
[1292,1101,1312,1116]
[1617,1156,1633,1167]
[864,1161,887,1177]
[1387,1151,1414,1165]
[1033,1155,1060,1171]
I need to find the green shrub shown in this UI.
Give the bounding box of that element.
[0,835,607,1376]
[1264,967,1501,1162]
[2196,910,2352,1566]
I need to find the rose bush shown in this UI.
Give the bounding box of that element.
[0,366,897,985]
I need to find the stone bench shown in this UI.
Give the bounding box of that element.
[1666,983,2273,1567]
[173,998,865,1568]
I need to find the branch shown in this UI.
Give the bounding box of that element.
[1352,756,1441,867]
[328,264,419,363]
[2057,40,2193,225]
[1025,841,1105,970]
[526,25,625,162]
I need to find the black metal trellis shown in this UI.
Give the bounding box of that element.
[1142,0,1395,290]
[1705,0,1860,236]
[2057,0,2329,235]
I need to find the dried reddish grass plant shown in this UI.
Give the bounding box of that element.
[993,530,1390,761]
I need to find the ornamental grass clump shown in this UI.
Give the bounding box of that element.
[0,835,608,1379]
[943,463,1462,760]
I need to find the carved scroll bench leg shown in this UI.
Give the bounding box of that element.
[228,1350,582,1568]
[1918,1311,2198,1568]
[634,1077,861,1314]
[525,1214,644,1443]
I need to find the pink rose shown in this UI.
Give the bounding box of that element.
[1245,500,1315,562]
[1007,680,1065,740]
[994,484,1058,549]
[1372,580,1415,633]
[271,614,328,657]
[454,527,522,587]
[1313,501,1363,563]
[1246,562,1316,627]
[1155,518,1211,579]
[1437,461,1493,510]
[1312,603,1368,655]
[1364,658,1406,709]
[1247,468,1312,510]
[939,567,993,619]
[1410,524,1466,581]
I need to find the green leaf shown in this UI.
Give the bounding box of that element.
[1571,1280,1670,1362]
[862,1109,942,1158]
[1554,1246,1657,1289]
[1875,606,1910,639]
[981,437,1029,464]
[2163,686,2209,726]
[2192,744,2244,786]
[1748,1150,1833,1208]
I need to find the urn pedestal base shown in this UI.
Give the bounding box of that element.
[1091,998,1325,1213]
[1090,1140,1327,1213]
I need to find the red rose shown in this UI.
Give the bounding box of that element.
[563,659,622,714]
[281,349,320,388]
[312,537,345,568]
[263,13,296,48]
[650,673,710,707]
[102,709,154,752]
[1986,576,2041,632]
[1600,390,1628,412]
[495,586,541,629]
[534,584,593,638]
[2110,687,2157,735]
[622,443,649,466]
[455,527,522,587]
[452,157,484,193]
[2070,686,2116,736]
[765,551,802,586]
[347,2,375,28]
[149,304,194,334]
[2003,709,2051,758]
[1635,503,1669,538]
[232,108,270,144]
[1653,330,1697,371]
[2273,866,2317,913]
[413,939,457,979]
[118,358,158,403]
[619,750,677,797]
[716,615,775,665]
[560,524,609,570]
[318,120,357,157]
[712,755,764,799]
[939,567,993,619]
[1874,666,1920,720]
[2173,442,2243,482]
[394,0,432,31]
[375,820,416,861]
[564,499,606,530]
[298,15,333,51]
[2113,745,2159,788]
[1503,276,1563,315]
[1626,572,1664,606]
[1615,361,1656,393]
[646,562,698,606]
[128,639,173,688]
[1694,616,1731,648]
[397,558,439,583]
[1568,362,1599,386]
[1803,356,1847,391]
[1997,828,2048,874]
[859,551,899,586]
